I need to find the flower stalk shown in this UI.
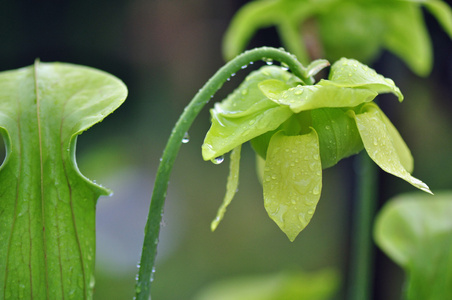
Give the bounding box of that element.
[135,47,312,300]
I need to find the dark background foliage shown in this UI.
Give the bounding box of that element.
[0,1,451,299]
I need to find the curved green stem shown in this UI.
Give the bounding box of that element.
[135,47,310,300]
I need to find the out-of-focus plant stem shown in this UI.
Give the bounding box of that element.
[348,153,378,300]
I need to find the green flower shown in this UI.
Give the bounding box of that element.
[202,58,431,241]
[223,0,452,76]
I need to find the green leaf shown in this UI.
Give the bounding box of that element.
[422,0,452,38]
[222,0,323,61]
[225,0,452,75]
[351,104,431,194]
[374,192,452,300]
[0,61,127,299]
[378,2,432,76]
[211,146,241,231]
[311,108,363,169]
[193,269,340,300]
[263,130,322,241]
[202,66,300,161]
[318,1,384,63]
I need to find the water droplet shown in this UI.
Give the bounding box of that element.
[241,89,248,95]
[281,62,289,71]
[269,205,280,215]
[313,154,319,160]
[182,132,190,144]
[241,65,248,69]
[313,184,321,195]
[307,209,314,215]
[150,267,156,282]
[249,119,255,125]
[298,213,306,224]
[325,125,331,130]
[264,58,274,65]
[211,156,224,165]
[294,89,303,95]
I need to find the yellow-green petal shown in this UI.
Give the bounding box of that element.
[202,66,298,161]
[255,154,266,185]
[326,58,404,102]
[259,79,378,113]
[263,130,322,241]
[351,104,432,194]
[211,146,242,231]
[371,104,413,173]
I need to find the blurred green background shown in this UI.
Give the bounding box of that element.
[0,1,451,299]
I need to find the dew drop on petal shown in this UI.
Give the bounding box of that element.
[312,184,321,195]
[211,155,224,165]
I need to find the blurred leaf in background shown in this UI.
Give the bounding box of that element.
[374,192,452,300]
[193,269,340,300]
[223,0,452,76]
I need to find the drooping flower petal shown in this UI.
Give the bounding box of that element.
[351,104,432,194]
[202,66,300,161]
[259,79,377,113]
[370,104,414,173]
[258,58,403,114]
[211,146,242,231]
[263,130,322,241]
[325,58,404,101]
[255,153,266,185]
[311,108,364,169]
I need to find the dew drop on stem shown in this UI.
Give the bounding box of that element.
[263,57,274,65]
[281,62,289,71]
[182,132,190,144]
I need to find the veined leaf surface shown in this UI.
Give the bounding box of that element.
[0,61,127,299]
